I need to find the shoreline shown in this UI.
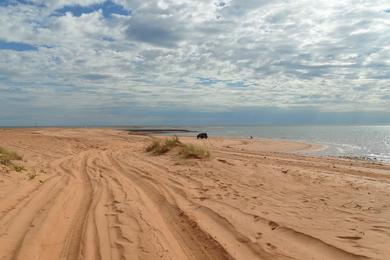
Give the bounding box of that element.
[136,130,388,164]
[126,128,196,134]
[2,127,388,164]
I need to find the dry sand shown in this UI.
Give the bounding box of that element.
[0,128,389,260]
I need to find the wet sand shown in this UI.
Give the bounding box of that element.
[0,128,389,260]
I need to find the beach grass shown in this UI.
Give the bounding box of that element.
[146,137,210,159]
[146,136,182,155]
[0,146,24,171]
[178,144,210,159]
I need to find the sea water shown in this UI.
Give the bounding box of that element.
[183,125,390,163]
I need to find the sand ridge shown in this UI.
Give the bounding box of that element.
[0,128,389,260]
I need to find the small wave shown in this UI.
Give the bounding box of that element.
[340,143,362,150]
[367,153,390,163]
[316,142,362,151]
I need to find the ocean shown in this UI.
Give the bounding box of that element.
[172,125,390,163]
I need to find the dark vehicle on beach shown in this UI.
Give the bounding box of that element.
[197,133,208,139]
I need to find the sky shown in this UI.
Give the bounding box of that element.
[0,0,389,126]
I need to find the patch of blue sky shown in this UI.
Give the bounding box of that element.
[226,80,247,88]
[54,1,130,18]
[0,40,37,51]
[102,36,115,42]
[0,85,26,94]
[0,0,45,8]
[197,77,222,85]
[197,78,248,88]
[0,0,31,6]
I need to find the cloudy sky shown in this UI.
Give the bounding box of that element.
[0,0,389,125]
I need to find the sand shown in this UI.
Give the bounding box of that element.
[0,128,389,260]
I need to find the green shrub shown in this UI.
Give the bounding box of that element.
[179,144,210,159]
[0,146,24,171]
[146,136,182,155]
[146,137,211,159]
[14,165,26,172]
[0,147,22,164]
[145,139,162,153]
[163,136,182,150]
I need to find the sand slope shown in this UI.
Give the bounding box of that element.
[0,128,389,260]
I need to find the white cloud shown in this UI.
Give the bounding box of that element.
[0,0,389,124]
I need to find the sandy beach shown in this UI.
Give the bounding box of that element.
[0,128,389,260]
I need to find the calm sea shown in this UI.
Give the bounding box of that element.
[177,125,390,162]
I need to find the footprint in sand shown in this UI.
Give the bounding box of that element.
[266,242,277,250]
[268,221,279,230]
[253,215,261,222]
[337,236,362,240]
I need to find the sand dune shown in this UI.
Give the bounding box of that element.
[0,128,389,260]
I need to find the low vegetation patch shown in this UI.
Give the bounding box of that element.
[0,146,24,172]
[146,137,210,159]
[178,144,211,159]
[146,136,182,155]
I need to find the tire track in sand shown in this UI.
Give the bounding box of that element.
[105,151,233,260]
